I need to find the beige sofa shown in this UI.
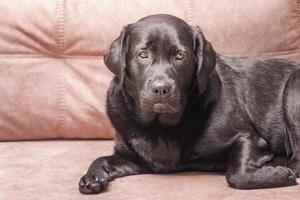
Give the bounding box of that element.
[0,1,299,199]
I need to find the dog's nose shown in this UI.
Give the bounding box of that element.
[151,79,172,97]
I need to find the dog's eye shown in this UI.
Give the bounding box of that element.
[138,51,149,59]
[175,52,185,60]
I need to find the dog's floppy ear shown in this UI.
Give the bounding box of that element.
[193,26,216,95]
[104,26,130,83]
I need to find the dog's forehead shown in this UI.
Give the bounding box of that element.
[128,19,194,49]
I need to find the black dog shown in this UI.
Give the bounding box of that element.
[79,14,300,194]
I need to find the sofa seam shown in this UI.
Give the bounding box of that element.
[56,0,67,137]
[292,0,300,48]
[0,50,299,59]
[297,0,300,19]
[185,0,194,25]
[296,0,300,32]
[56,0,65,52]
[222,51,300,58]
[0,54,104,59]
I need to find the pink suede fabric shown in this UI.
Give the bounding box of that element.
[0,0,299,140]
[0,140,300,200]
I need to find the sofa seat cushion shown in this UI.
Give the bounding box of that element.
[1,140,300,200]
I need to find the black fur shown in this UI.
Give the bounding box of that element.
[79,14,300,194]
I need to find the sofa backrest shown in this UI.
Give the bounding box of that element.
[0,0,299,140]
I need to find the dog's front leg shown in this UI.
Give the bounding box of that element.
[79,153,148,194]
[226,132,298,189]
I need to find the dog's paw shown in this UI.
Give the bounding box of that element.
[288,160,300,178]
[227,165,297,189]
[79,173,108,194]
[266,166,298,186]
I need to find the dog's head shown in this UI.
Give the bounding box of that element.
[104,14,216,126]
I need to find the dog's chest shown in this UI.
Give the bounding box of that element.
[129,136,181,172]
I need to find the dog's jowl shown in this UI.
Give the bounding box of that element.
[79,14,300,194]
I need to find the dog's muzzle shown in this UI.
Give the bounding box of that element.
[140,78,181,114]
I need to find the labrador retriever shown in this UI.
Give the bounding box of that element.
[79,14,300,194]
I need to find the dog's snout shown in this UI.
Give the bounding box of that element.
[150,79,172,96]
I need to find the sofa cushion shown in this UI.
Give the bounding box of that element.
[0,0,299,140]
[1,140,300,200]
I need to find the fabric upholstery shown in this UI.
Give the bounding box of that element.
[0,0,299,140]
[0,140,300,200]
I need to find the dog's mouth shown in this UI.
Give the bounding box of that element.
[152,103,176,113]
[140,93,181,114]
